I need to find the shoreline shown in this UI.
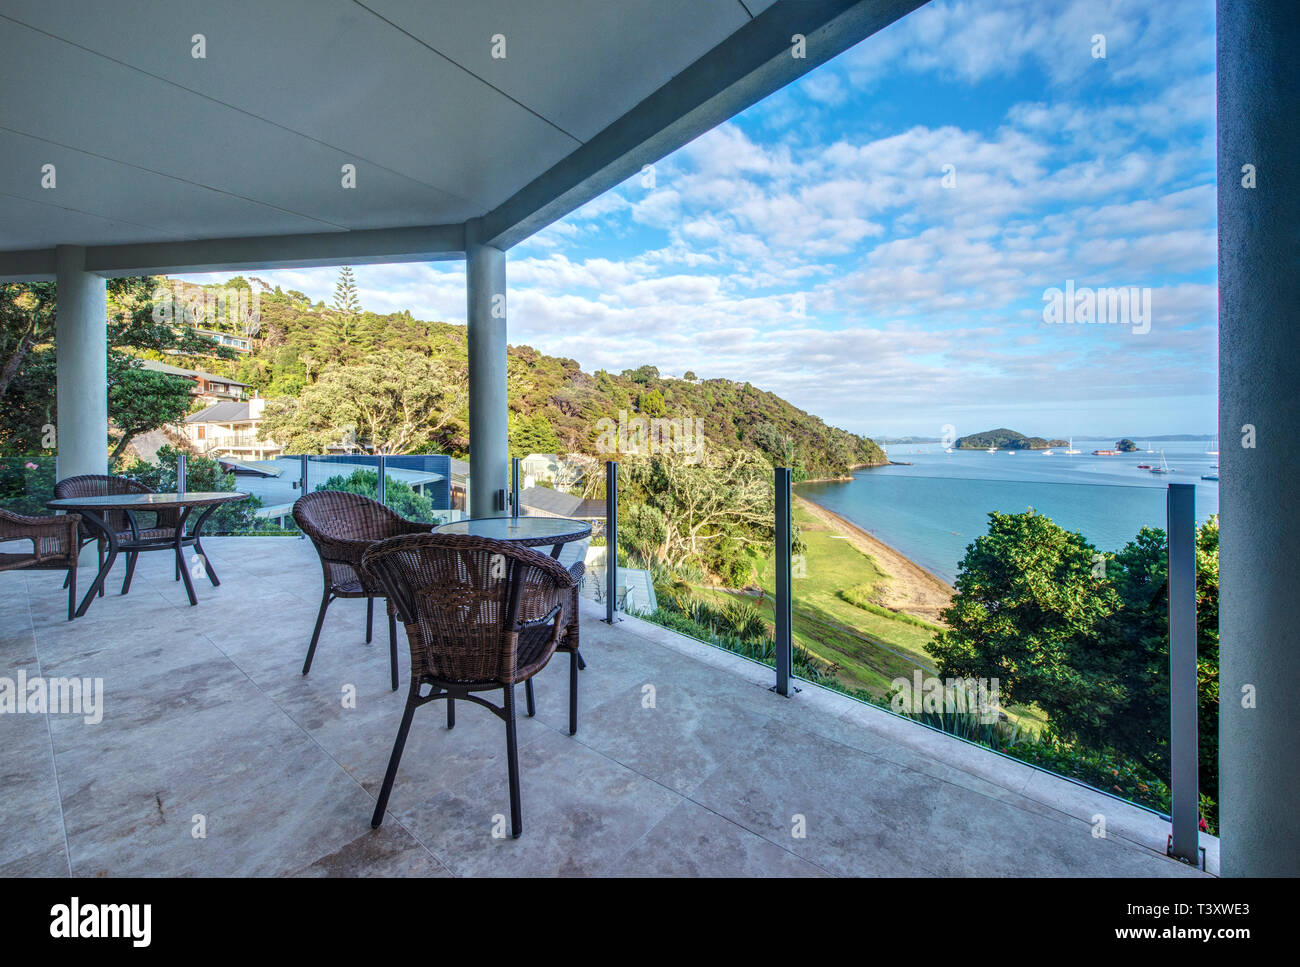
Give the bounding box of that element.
[794,491,955,625]
[796,461,885,485]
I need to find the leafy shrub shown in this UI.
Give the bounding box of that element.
[315,468,438,522]
[0,453,56,515]
[119,446,263,534]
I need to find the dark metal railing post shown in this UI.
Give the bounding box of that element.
[1167,482,1200,865]
[511,456,521,518]
[176,452,187,494]
[376,454,387,507]
[775,467,793,696]
[297,455,309,536]
[605,460,618,624]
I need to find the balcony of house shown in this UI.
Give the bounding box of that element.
[0,535,1213,877]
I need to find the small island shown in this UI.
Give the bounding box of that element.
[952,428,1066,450]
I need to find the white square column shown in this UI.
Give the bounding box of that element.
[465,231,508,518]
[55,245,108,479]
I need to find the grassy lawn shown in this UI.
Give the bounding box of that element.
[686,504,1047,731]
[689,504,940,696]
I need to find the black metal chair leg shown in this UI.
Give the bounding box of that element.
[387,610,398,692]
[576,648,586,671]
[302,591,332,675]
[97,544,105,597]
[525,678,536,717]
[447,698,455,729]
[366,597,374,643]
[120,551,138,595]
[569,650,578,736]
[503,684,522,838]
[371,688,419,828]
[66,566,77,621]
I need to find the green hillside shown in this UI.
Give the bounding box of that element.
[168,275,885,479]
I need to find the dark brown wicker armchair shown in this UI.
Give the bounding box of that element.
[360,533,576,837]
[293,490,431,691]
[0,508,81,620]
[53,474,183,596]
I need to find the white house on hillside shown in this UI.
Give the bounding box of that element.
[184,396,282,460]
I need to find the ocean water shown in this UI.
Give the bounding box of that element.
[797,439,1221,584]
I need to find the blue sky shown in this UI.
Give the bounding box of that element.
[184,0,1219,440]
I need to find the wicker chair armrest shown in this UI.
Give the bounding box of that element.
[502,595,566,682]
[0,510,81,562]
[316,533,380,567]
[530,579,574,619]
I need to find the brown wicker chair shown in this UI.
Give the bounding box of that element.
[53,474,183,597]
[360,533,576,837]
[0,508,81,620]
[293,490,431,691]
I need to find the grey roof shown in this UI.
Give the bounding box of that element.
[186,401,251,424]
[518,486,605,519]
[139,358,249,387]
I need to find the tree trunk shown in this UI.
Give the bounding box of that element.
[0,319,38,398]
[108,431,136,467]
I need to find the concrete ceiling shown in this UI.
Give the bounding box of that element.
[0,0,923,277]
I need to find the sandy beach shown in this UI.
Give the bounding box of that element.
[795,493,954,624]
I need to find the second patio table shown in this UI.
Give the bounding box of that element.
[432,515,592,559]
[46,491,248,616]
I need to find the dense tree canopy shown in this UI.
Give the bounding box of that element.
[259,350,466,454]
[931,509,1220,819]
[1,277,232,458]
[929,510,1119,721]
[172,274,884,477]
[615,448,775,584]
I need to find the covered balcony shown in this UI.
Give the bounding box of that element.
[0,0,1296,878]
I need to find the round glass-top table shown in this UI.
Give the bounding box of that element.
[46,491,248,615]
[432,515,592,558]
